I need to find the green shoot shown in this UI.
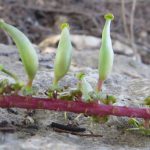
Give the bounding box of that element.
[53,23,72,89]
[0,64,19,83]
[98,13,114,91]
[0,19,39,89]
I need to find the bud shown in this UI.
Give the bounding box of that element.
[0,20,38,88]
[77,73,93,102]
[53,23,72,86]
[98,13,114,91]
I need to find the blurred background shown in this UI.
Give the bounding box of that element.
[0,0,149,64]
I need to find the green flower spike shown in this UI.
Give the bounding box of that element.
[0,20,39,88]
[53,23,72,88]
[97,13,114,91]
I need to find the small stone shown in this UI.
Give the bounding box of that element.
[71,35,100,50]
[113,40,133,56]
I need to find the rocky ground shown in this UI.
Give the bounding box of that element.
[0,35,150,149]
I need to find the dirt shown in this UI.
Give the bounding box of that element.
[0,43,150,150]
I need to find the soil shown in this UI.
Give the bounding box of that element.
[0,43,150,150]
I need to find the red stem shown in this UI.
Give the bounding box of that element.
[97,79,103,91]
[0,95,150,119]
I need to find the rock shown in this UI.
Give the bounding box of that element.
[40,47,56,53]
[39,35,135,57]
[138,45,150,64]
[38,34,100,51]
[70,35,100,50]
[72,49,150,79]
[0,44,18,56]
[113,40,134,56]
[38,35,60,49]
[0,44,150,150]
[72,50,99,68]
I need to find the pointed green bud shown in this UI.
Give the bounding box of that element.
[78,74,94,102]
[81,78,94,101]
[0,20,39,87]
[98,13,114,81]
[53,23,72,86]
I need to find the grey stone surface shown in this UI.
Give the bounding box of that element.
[0,44,150,150]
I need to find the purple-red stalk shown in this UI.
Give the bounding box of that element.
[97,79,103,91]
[0,95,150,119]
